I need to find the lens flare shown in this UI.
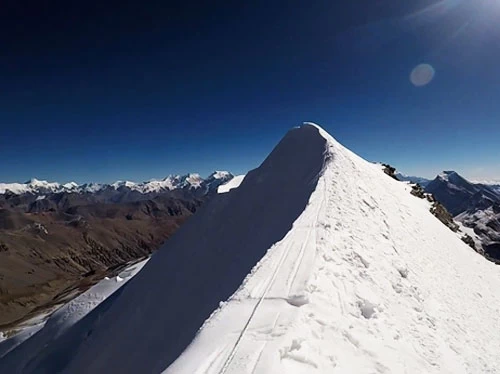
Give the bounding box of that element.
[410,64,435,87]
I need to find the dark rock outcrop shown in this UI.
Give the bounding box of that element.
[430,201,459,232]
[410,184,425,199]
[461,234,476,250]
[382,164,398,180]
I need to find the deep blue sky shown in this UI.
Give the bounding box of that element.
[1,0,499,183]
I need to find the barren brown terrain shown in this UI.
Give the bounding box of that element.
[0,194,203,328]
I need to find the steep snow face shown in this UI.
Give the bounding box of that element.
[3,124,500,374]
[166,127,500,374]
[218,175,245,193]
[0,259,148,360]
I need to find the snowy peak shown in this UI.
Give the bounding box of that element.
[45,122,330,374]
[6,124,500,374]
[111,181,137,189]
[202,171,234,192]
[142,172,233,192]
[180,173,203,188]
[426,170,500,215]
[437,170,458,181]
[107,172,234,193]
[0,179,66,195]
[62,182,79,190]
[436,170,475,192]
[208,170,232,180]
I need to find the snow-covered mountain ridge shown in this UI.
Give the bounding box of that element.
[2,123,500,374]
[0,171,233,195]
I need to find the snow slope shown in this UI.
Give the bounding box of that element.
[0,259,148,361]
[218,175,245,193]
[2,124,500,374]
[165,125,500,374]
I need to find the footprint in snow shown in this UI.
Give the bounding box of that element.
[286,295,309,307]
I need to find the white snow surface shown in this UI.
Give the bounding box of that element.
[210,171,233,180]
[0,183,30,195]
[2,124,500,374]
[0,179,69,194]
[218,175,246,193]
[0,259,148,362]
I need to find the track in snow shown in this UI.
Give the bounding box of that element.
[218,172,328,374]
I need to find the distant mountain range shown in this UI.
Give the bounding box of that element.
[0,171,234,196]
[394,173,431,187]
[397,169,500,262]
[0,171,237,327]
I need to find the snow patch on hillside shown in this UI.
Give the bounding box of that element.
[0,172,234,195]
[218,175,245,193]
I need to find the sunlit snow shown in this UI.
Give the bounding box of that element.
[2,124,500,374]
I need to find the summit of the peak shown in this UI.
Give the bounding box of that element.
[208,171,232,179]
[26,178,37,184]
[301,121,321,128]
[438,170,458,178]
[297,122,324,134]
[295,122,337,146]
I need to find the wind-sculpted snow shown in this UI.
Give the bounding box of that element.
[3,124,500,374]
